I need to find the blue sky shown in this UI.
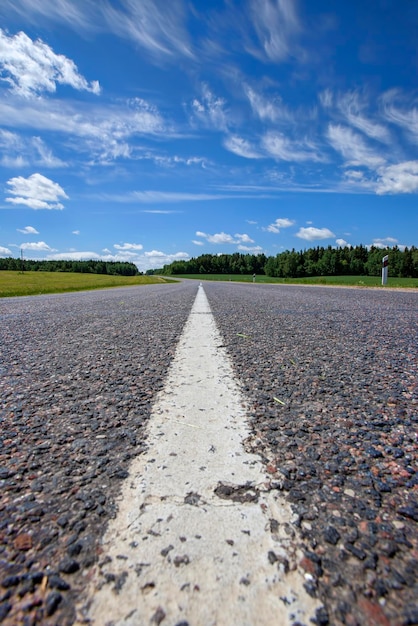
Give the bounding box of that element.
[0,0,417,271]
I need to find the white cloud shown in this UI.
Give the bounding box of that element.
[101,191,229,203]
[249,0,301,62]
[195,231,254,245]
[48,251,101,261]
[101,0,193,62]
[191,85,228,131]
[17,225,39,234]
[376,161,418,194]
[296,227,335,241]
[0,245,12,255]
[0,29,100,97]
[31,137,66,167]
[262,131,323,163]
[245,86,290,123]
[1,0,194,63]
[0,130,66,168]
[336,238,350,247]
[192,240,205,246]
[72,230,80,235]
[224,135,262,159]
[381,89,418,143]
[21,241,55,251]
[237,245,264,253]
[140,250,189,271]
[319,89,333,109]
[265,217,295,233]
[327,124,385,168]
[373,237,398,246]
[141,210,180,214]
[0,0,96,32]
[5,173,68,209]
[114,243,144,251]
[337,91,390,142]
[0,97,166,164]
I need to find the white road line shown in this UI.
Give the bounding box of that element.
[76,285,321,626]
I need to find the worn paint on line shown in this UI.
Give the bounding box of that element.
[76,285,322,626]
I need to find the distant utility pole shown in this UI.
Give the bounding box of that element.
[382,254,389,285]
[20,249,24,274]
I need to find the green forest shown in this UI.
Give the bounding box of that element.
[157,245,418,278]
[0,258,140,276]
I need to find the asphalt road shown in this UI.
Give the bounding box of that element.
[1,280,417,625]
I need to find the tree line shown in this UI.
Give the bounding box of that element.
[0,257,140,276]
[159,246,418,278]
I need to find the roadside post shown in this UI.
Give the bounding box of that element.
[253,273,256,283]
[382,255,389,285]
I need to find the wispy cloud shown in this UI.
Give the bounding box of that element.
[337,91,390,143]
[262,131,324,162]
[0,0,97,33]
[101,0,194,62]
[248,0,301,62]
[223,135,262,159]
[0,130,66,168]
[0,245,12,255]
[0,29,100,97]
[6,173,68,209]
[0,0,194,63]
[296,226,335,241]
[245,86,291,123]
[381,89,418,143]
[191,84,228,131]
[0,96,167,163]
[327,124,385,168]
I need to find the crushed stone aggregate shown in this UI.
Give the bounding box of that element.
[0,280,417,625]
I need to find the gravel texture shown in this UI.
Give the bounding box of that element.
[0,280,417,626]
[204,282,418,626]
[0,282,197,625]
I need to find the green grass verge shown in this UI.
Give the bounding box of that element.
[0,271,176,298]
[174,274,418,288]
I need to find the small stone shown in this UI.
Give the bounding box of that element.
[58,557,80,574]
[345,543,366,560]
[314,606,329,625]
[160,545,174,557]
[268,551,278,564]
[48,574,71,591]
[323,526,340,545]
[151,606,166,625]
[45,591,62,616]
[1,576,20,588]
[13,533,33,551]
[173,555,190,567]
[0,602,12,620]
[397,504,418,522]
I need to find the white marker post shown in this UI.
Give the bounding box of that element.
[382,254,389,285]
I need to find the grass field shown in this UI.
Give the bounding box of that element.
[1,272,417,298]
[176,274,418,288]
[0,271,175,298]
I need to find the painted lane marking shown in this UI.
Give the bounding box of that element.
[76,285,321,625]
